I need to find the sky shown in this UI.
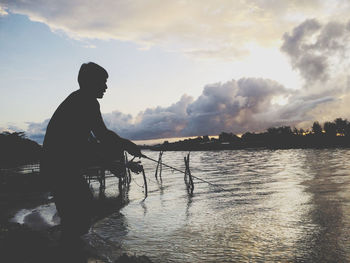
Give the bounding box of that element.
[1,0,350,144]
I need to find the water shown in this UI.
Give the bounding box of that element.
[87,149,350,261]
[0,163,40,175]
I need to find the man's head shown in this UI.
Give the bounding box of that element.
[78,62,108,98]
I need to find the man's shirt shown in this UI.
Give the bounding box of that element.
[42,90,104,169]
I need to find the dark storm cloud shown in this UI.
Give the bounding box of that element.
[281,19,350,83]
[104,95,193,140]
[278,96,334,121]
[103,78,291,139]
[279,18,350,125]
[182,78,289,136]
[103,111,134,137]
[281,19,321,57]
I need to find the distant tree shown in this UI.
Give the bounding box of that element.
[241,132,252,141]
[219,132,239,142]
[267,127,277,135]
[344,123,350,137]
[312,121,323,135]
[324,121,337,136]
[242,132,263,142]
[267,126,293,136]
[334,118,348,135]
[280,126,293,136]
[152,117,350,151]
[195,136,203,142]
[293,127,306,136]
[293,127,299,135]
[202,135,210,142]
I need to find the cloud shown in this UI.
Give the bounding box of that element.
[0,5,7,15]
[103,78,298,139]
[0,0,336,59]
[9,73,345,143]
[280,18,350,126]
[104,94,193,140]
[102,77,340,139]
[281,19,350,84]
[25,119,50,144]
[0,122,47,143]
[18,78,296,142]
[4,9,350,141]
[96,19,350,139]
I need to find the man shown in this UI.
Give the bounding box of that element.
[41,62,141,243]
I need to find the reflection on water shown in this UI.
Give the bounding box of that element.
[297,150,350,262]
[92,149,350,262]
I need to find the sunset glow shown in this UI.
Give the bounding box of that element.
[1,1,350,143]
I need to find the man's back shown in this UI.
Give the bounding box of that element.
[43,90,100,168]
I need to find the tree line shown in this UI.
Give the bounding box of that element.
[0,132,42,167]
[241,117,350,139]
[152,118,350,151]
[2,117,350,162]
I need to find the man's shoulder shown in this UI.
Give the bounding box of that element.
[52,90,100,121]
[66,90,99,106]
[67,90,83,101]
[61,90,80,104]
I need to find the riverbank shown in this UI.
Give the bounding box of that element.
[0,170,104,262]
[0,171,153,263]
[143,129,350,152]
[1,217,153,263]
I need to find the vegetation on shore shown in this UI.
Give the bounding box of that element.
[0,132,42,167]
[2,117,350,166]
[148,118,350,151]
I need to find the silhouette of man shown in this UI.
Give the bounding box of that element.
[41,62,141,245]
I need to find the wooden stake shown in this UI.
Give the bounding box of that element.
[184,153,194,194]
[142,166,148,198]
[184,156,188,184]
[155,151,163,179]
[125,152,132,184]
[159,151,163,179]
[187,154,194,194]
[99,168,106,192]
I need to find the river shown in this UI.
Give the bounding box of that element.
[86,149,350,262]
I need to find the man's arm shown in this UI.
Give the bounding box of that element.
[92,105,141,157]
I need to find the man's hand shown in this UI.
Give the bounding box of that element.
[125,140,142,157]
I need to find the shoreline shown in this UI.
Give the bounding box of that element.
[0,172,153,263]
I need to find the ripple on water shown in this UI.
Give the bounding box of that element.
[93,149,350,262]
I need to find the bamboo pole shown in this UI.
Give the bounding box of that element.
[142,166,148,198]
[125,152,132,184]
[184,153,194,194]
[155,151,163,179]
[159,151,163,179]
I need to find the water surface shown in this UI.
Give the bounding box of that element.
[92,149,350,262]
